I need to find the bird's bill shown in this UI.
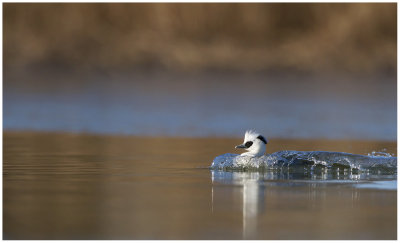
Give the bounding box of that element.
[235,144,246,149]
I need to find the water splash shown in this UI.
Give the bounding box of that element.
[211,151,397,173]
[367,149,394,158]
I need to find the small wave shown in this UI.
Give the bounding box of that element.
[211,151,397,173]
[367,150,394,157]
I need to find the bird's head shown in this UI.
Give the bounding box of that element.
[235,130,268,157]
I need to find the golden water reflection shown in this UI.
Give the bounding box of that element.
[4,132,397,240]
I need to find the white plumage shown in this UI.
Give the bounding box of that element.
[235,130,268,157]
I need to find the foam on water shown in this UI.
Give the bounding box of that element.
[211,151,397,173]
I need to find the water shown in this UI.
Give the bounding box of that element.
[3,71,396,140]
[211,151,397,172]
[3,132,397,240]
[3,70,397,239]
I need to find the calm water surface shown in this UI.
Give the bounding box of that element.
[3,132,396,240]
[4,72,396,140]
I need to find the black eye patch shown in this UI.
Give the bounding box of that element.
[257,135,267,144]
[244,141,253,148]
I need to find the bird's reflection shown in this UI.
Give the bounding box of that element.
[211,171,265,240]
[210,169,367,239]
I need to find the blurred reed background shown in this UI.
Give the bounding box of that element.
[4,3,396,74]
[3,3,397,140]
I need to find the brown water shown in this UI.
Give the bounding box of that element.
[3,131,397,240]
